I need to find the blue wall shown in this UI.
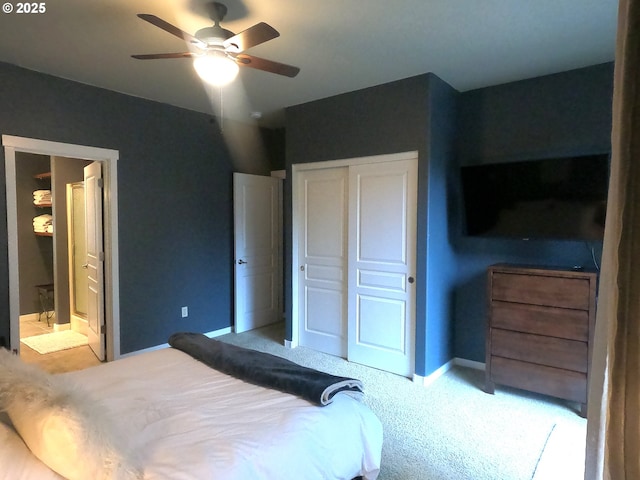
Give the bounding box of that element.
[0,59,613,371]
[0,62,275,353]
[423,77,459,374]
[285,63,613,375]
[285,74,458,377]
[453,63,614,362]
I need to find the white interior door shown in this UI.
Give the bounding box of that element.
[347,159,417,377]
[84,161,105,361]
[233,173,282,333]
[297,167,348,357]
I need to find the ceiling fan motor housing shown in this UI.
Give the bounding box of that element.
[196,26,235,47]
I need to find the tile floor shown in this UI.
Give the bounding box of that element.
[19,315,102,374]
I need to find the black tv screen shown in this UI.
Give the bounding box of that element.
[460,154,609,241]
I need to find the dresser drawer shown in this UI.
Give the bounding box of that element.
[491,329,588,372]
[491,272,591,310]
[486,265,597,415]
[491,302,589,341]
[491,356,587,403]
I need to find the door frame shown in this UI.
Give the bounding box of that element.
[290,150,418,355]
[3,135,120,361]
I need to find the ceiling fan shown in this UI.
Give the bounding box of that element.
[131,2,300,86]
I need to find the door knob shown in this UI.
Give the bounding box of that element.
[237,259,247,265]
[82,264,88,269]
[408,276,415,284]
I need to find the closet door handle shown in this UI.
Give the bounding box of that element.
[408,276,415,284]
[237,259,247,265]
[82,264,88,269]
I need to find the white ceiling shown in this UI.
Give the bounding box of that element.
[0,0,619,127]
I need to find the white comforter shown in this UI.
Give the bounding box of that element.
[1,348,382,479]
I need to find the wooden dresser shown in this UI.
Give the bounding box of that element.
[485,264,597,416]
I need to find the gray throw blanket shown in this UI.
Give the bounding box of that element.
[168,332,364,406]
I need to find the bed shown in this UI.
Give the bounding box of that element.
[0,337,383,480]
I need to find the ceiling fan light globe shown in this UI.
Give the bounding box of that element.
[193,53,239,86]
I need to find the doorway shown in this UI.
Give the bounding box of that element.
[3,135,121,363]
[15,154,98,369]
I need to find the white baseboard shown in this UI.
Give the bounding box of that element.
[53,322,70,332]
[20,312,63,327]
[204,327,232,338]
[414,357,486,387]
[454,358,486,371]
[120,326,232,359]
[413,359,454,387]
[284,339,297,349]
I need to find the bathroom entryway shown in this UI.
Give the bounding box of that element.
[3,135,121,365]
[18,315,101,373]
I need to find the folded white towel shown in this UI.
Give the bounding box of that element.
[33,189,52,206]
[33,212,53,235]
[33,214,53,226]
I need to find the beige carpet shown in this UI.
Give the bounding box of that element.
[21,330,88,354]
[217,323,587,480]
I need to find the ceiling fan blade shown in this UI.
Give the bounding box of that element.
[235,54,300,78]
[137,14,206,48]
[131,52,195,60]
[224,22,279,53]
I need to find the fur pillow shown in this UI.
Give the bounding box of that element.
[0,348,142,480]
[0,413,62,479]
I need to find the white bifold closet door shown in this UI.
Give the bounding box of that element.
[296,155,417,377]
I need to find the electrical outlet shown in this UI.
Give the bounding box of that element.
[181,306,188,318]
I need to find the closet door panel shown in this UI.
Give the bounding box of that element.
[347,159,417,377]
[297,167,348,357]
[357,295,406,351]
[305,287,344,337]
[356,173,407,264]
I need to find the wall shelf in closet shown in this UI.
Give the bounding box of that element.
[33,171,53,235]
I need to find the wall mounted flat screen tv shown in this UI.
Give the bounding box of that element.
[460,154,609,241]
